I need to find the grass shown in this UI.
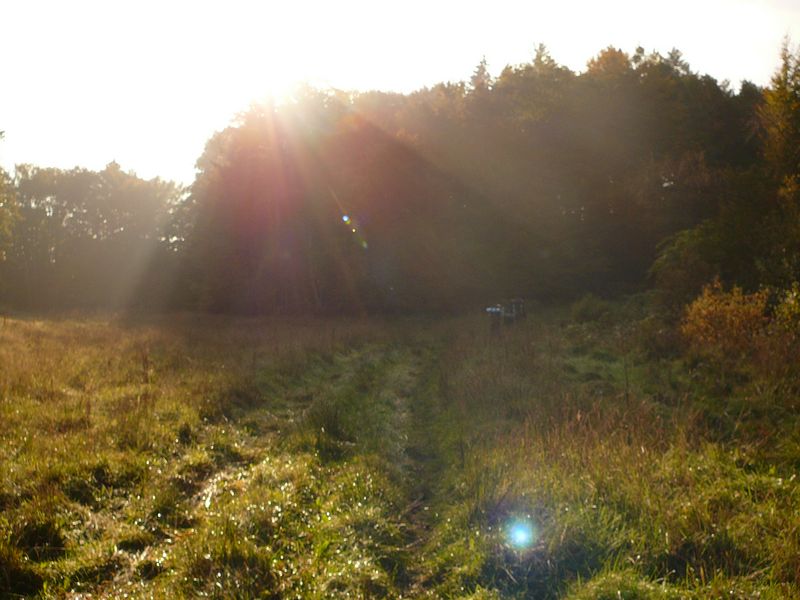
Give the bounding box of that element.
[0,307,798,598]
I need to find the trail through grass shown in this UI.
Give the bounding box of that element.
[1,313,798,598]
[103,342,439,598]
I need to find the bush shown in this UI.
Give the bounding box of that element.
[682,280,800,385]
[680,280,768,376]
[634,314,683,359]
[774,282,800,333]
[571,294,612,323]
[765,282,800,380]
[650,225,720,313]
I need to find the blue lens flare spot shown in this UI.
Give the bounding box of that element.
[342,215,350,223]
[507,519,536,549]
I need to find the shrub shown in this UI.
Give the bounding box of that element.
[634,314,683,359]
[680,280,768,376]
[774,282,800,334]
[682,280,800,385]
[764,282,800,380]
[650,225,720,313]
[571,294,612,323]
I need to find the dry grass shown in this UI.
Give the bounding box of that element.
[1,308,798,598]
[0,314,398,597]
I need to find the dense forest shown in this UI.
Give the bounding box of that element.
[2,43,797,315]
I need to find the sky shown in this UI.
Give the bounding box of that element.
[1,0,799,185]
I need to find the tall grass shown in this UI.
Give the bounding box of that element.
[1,308,798,598]
[413,311,799,598]
[0,315,394,597]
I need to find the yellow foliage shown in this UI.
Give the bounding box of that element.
[681,280,769,368]
[682,280,800,381]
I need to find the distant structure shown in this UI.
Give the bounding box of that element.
[485,298,526,333]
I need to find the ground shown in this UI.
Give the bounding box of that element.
[0,308,798,598]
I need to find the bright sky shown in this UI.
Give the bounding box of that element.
[1,0,798,185]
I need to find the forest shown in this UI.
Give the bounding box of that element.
[1,42,799,599]
[2,44,797,314]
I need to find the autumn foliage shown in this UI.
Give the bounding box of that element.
[682,280,768,364]
[682,280,800,381]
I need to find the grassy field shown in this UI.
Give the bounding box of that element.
[0,305,798,598]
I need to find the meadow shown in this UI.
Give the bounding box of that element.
[1,301,798,599]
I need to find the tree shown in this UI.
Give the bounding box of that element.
[0,132,16,263]
[586,46,632,79]
[0,163,183,309]
[759,39,800,181]
[754,39,800,286]
[0,43,778,313]
[469,56,493,93]
[0,168,15,263]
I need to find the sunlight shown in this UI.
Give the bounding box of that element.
[2,0,795,184]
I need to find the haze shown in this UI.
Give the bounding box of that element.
[1,0,798,184]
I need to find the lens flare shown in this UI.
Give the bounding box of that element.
[340,214,368,250]
[507,519,536,549]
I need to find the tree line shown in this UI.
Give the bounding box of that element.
[0,43,798,314]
